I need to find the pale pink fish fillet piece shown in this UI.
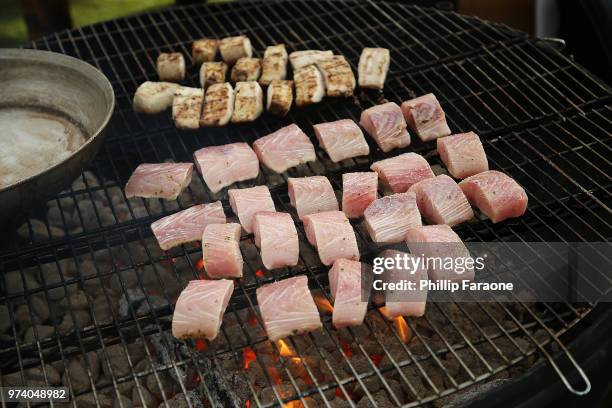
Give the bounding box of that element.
[253,124,316,173]
[364,192,422,243]
[360,102,410,153]
[125,163,193,200]
[459,170,528,223]
[329,259,369,328]
[401,93,451,142]
[202,223,243,278]
[405,225,474,282]
[378,249,428,318]
[313,119,370,162]
[193,143,259,193]
[228,185,275,233]
[252,211,299,270]
[303,211,360,266]
[408,174,474,226]
[342,172,378,219]
[151,202,226,250]
[370,153,434,193]
[437,132,488,179]
[256,275,322,341]
[288,176,338,220]
[171,279,234,340]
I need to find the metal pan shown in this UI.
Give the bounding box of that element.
[0,49,114,227]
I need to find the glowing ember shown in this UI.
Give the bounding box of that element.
[196,258,204,271]
[247,311,258,326]
[195,339,207,351]
[255,269,265,278]
[394,316,411,343]
[277,339,294,357]
[369,353,383,366]
[192,372,201,384]
[245,400,250,408]
[338,337,353,358]
[243,347,256,369]
[268,366,282,385]
[313,294,334,314]
[284,402,301,408]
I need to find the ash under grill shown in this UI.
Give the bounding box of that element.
[1,0,611,407]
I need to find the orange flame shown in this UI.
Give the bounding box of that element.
[243,347,256,369]
[313,294,334,314]
[255,269,265,278]
[196,258,204,271]
[394,316,411,343]
[284,402,301,408]
[378,306,391,319]
[195,339,207,351]
[277,339,294,357]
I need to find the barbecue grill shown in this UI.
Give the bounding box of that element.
[1,0,611,407]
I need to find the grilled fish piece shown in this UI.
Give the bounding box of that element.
[459,170,528,223]
[405,225,474,282]
[303,210,359,266]
[409,174,474,226]
[202,223,243,278]
[294,65,325,107]
[358,47,390,90]
[288,176,338,220]
[256,275,322,341]
[329,259,369,328]
[230,57,262,82]
[253,124,315,173]
[193,142,259,193]
[172,279,234,340]
[200,83,235,127]
[133,81,180,114]
[151,202,226,251]
[370,153,434,193]
[266,80,293,117]
[314,119,369,162]
[199,61,228,89]
[253,211,299,270]
[125,163,193,200]
[360,102,410,152]
[401,93,451,142]
[316,55,356,97]
[192,38,219,65]
[364,192,421,243]
[289,50,333,70]
[342,172,378,219]
[231,81,263,123]
[156,53,185,82]
[219,35,252,64]
[437,132,488,179]
[172,87,204,130]
[228,185,276,233]
[379,249,427,318]
[259,44,288,85]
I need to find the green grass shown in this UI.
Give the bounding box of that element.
[0,0,174,47]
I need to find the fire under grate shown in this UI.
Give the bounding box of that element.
[1,0,611,407]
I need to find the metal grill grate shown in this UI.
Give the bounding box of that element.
[1,0,611,407]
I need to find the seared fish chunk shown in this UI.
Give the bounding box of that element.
[289,50,333,70]
[230,57,262,82]
[199,61,228,89]
[358,47,390,90]
[219,35,252,64]
[200,83,235,127]
[259,44,288,85]
[156,53,185,82]
[316,55,356,97]
[133,81,179,114]
[172,87,204,130]
[294,65,325,107]
[231,81,263,123]
[266,79,293,117]
[192,38,219,65]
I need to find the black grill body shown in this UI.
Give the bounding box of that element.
[1,1,611,407]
